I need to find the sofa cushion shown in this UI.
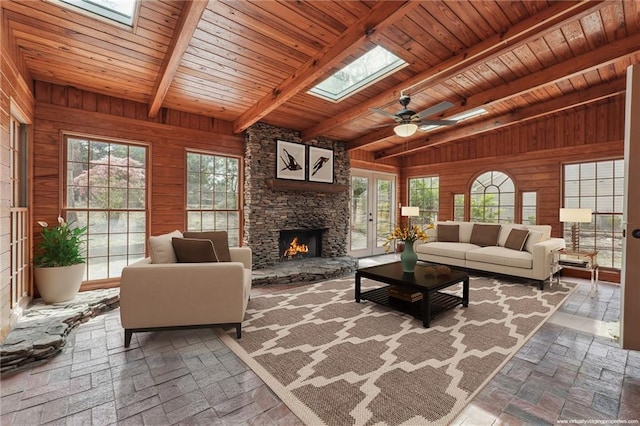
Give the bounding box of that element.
[172,238,218,263]
[466,246,533,269]
[437,224,459,242]
[498,224,527,246]
[524,230,543,253]
[148,230,183,264]
[524,225,551,241]
[458,222,476,243]
[183,231,231,262]
[470,224,501,247]
[416,242,479,260]
[504,229,530,251]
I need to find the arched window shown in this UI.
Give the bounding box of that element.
[470,171,514,223]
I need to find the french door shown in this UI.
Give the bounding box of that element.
[349,170,396,257]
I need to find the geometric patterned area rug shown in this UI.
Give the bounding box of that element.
[220,274,576,426]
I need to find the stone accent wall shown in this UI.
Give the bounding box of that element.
[244,123,350,268]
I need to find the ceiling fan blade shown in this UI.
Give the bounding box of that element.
[367,123,393,129]
[421,119,458,126]
[371,108,401,121]
[413,101,455,120]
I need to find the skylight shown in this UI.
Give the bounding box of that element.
[309,46,408,102]
[60,0,137,26]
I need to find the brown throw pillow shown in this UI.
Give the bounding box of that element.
[171,238,218,263]
[504,229,529,251]
[437,224,459,242]
[470,224,501,247]
[183,231,231,262]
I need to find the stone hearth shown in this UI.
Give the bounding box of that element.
[244,123,351,268]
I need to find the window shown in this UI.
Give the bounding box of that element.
[308,46,407,102]
[470,171,514,223]
[564,159,624,269]
[60,0,137,26]
[66,136,147,281]
[408,177,439,226]
[10,115,29,308]
[186,152,241,246]
[454,194,465,221]
[522,192,537,225]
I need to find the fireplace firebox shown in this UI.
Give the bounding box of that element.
[279,229,325,261]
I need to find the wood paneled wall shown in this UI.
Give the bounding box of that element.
[349,149,400,174]
[32,82,244,276]
[1,28,36,339]
[404,96,625,168]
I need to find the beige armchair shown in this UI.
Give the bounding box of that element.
[119,247,252,347]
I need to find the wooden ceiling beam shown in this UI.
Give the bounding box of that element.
[231,1,420,134]
[373,77,626,160]
[302,0,603,141]
[349,30,640,152]
[148,0,208,118]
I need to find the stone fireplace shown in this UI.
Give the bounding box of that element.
[244,123,350,268]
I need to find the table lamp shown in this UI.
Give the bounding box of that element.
[559,208,592,251]
[401,206,420,232]
[401,206,420,217]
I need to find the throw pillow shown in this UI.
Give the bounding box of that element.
[172,238,218,263]
[437,224,459,242]
[504,229,530,251]
[524,230,543,253]
[183,231,231,262]
[470,224,501,247]
[148,230,183,264]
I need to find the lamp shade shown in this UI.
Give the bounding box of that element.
[559,208,592,223]
[393,123,418,137]
[401,206,419,217]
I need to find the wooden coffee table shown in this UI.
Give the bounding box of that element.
[355,262,469,327]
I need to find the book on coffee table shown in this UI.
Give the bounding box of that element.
[388,286,423,302]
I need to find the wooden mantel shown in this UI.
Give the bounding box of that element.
[266,179,348,193]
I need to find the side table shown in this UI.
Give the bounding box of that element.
[552,248,599,296]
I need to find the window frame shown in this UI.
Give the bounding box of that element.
[185,149,243,246]
[453,193,465,222]
[469,170,515,224]
[63,133,149,283]
[407,176,439,226]
[58,0,139,26]
[308,45,408,102]
[521,191,537,225]
[562,159,624,270]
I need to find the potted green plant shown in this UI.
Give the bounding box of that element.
[33,216,87,303]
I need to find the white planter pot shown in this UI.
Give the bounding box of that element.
[34,263,85,304]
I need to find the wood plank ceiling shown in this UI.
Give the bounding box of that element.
[3,0,639,159]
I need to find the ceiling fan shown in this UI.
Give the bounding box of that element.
[371,95,457,137]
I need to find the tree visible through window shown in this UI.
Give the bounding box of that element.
[186,152,241,246]
[408,177,439,226]
[66,136,147,281]
[470,171,515,223]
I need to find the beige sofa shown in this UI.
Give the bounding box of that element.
[120,246,252,347]
[415,221,565,289]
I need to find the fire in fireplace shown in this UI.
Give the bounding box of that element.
[279,229,324,261]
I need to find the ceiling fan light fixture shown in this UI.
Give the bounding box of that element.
[394,123,418,137]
